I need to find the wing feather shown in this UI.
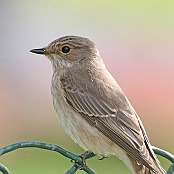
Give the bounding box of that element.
[60,75,161,173]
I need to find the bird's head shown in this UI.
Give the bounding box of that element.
[30,36,100,70]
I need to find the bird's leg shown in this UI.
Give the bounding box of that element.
[70,151,95,170]
[79,151,92,169]
[71,151,92,170]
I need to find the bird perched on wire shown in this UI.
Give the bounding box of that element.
[30,36,165,174]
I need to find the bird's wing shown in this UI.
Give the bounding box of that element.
[60,74,160,173]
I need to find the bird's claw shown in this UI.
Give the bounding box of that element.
[98,156,107,160]
[71,151,91,170]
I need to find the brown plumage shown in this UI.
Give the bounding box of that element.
[30,36,166,174]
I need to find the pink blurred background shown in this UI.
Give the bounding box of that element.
[0,1,174,173]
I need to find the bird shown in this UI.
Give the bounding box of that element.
[30,36,165,174]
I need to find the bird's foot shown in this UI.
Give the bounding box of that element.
[71,151,91,170]
[78,151,92,170]
[98,156,107,160]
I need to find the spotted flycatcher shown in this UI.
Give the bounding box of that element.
[30,36,165,174]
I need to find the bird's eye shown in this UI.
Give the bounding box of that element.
[61,46,70,53]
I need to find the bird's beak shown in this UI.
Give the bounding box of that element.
[30,48,47,55]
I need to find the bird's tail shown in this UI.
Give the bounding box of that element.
[127,154,166,174]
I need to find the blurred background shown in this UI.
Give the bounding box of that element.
[0,1,174,173]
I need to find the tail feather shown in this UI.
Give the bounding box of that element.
[127,154,165,174]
